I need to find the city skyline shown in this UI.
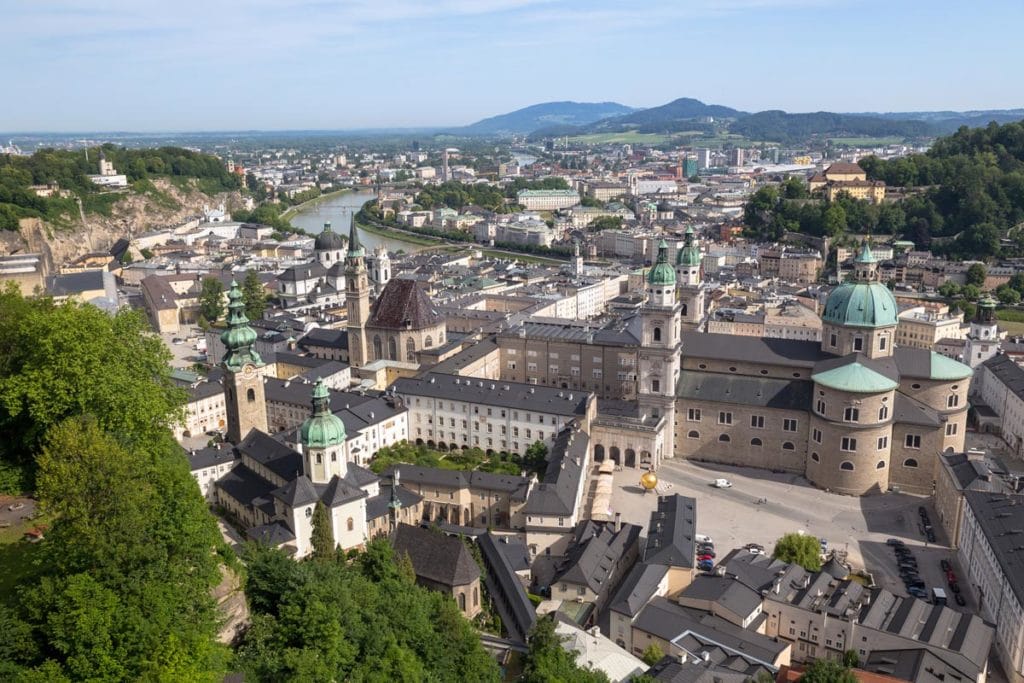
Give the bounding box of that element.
[3,0,1023,132]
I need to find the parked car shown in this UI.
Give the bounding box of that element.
[698,550,716,559]
[955,593,966,607]
[698,559,714,571]
[946,570,957,584]
[698,554,714,562]
[695,534,714,545]
[926,529,937,543]
[747,547,765,555]
[950,582,961,594]
[886,538,904,546]
[918,506,928,517]
[712,479,733,489]
[940,559,952,572]
[908,587,928,599]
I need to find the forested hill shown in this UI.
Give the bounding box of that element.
[0,145,240,230]
[729,110,932,144]
[858,120,1024,257]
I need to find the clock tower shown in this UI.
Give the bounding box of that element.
[345,217,370,367]
[221,280,268,443]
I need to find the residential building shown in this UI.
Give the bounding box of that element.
[808,161,886,203]
[517,189,580,211]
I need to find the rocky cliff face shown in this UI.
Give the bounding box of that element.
[2,178,242,276]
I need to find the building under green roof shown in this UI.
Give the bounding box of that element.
[812,362,899,393]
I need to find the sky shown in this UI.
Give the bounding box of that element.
[3,0,1023,132]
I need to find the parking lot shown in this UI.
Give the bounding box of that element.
[160,326,207,370]
[605,458,975,610]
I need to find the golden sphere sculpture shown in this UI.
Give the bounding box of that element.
[639,470,658,491]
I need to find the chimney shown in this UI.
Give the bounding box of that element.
[701,651,710,664]
[678,652,687,664]
[614,512,622,533]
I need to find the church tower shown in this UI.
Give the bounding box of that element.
[345,218,370,367]
[639,240,681,467]
[965,296,1000,368]
[675,227,704,331]
[221,280,268,443]
[299,379,348,484]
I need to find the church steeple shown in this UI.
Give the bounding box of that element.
[299,378,348,483]
[345,217,370,367]
[347,216,364,260]
[221,280,263,372]
[388,470,403,533]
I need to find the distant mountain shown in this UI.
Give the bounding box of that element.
[587,97,745,133]
[851,109,1024,134]
[728,111,933,143]
[457,101,636,135]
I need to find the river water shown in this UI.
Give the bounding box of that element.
[289,190,418,253]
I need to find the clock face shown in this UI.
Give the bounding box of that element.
[242,363,256,379]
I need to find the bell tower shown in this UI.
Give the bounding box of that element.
[345,218,370,367]
[299,379,348,483]
[221,280,268,443]
[675,227,704,331]
[638,240,681,468]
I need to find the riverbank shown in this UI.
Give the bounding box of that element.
[281,187,355,221]
[353,216,443,247]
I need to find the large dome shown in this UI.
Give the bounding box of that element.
[315,222,346,251]
[299,379,347,448]
[647,239,677,286]
[822,281,898,328]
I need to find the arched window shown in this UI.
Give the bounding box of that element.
[811,452,820,462]
[459,593,466,612]
[315,453,322,465]
[879,405,889,420]
[373,335,383,359]
[653,326,662,342]
[425,335,433,348]
[347,517,354,531]
[947,394,959,408]
[406,337,416,361]
[247,388,256,402]
[681,303,688,316]
[876,460,887,469]
[687,430,699,439]
[840,461,855,471]
[388,337,398,360]
[782,442,795,450]
[718,434,730,442]
[751,438,762,446]
[903,458,919,468]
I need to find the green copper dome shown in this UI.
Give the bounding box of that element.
[299,379,346,449]
[676,227,702,267]
[220,280,264,372]
[822,242,897,329]
[648,240,677,286]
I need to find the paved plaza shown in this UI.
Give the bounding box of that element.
[601,457,976,610]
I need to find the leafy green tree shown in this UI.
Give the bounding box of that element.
[522,616,610,683]
[524,441,550,476]
[772,532,822,571]
[966,263,988,287]
[822,204,848,237]
[997,284,1021,305]
[641,643,664,666]
[310,501,335,560]
[781,176,808,199]
[842,649,860,668]
[938,281,962,298]
[199,277,225,323]
[962,284,982,301]
[799,657,857,683]
[588,215,623,232]
[242,269,266,322]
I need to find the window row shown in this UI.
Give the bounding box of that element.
[810,452,918,469]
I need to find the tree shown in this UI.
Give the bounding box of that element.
[772,532,822,571]
[966,263,988,287]
[310,501,335,560]
[588,215,623,232]
[241,270,266,322]
[198,277,224,323]
[962,284,982,301]
[997,284,1021,305]
[781,176,808,199]
[822,204,847,237]
[938,281,962,299]
[799,658,857,683]
[641,643,664,666]
[524,441,550,476]
[522,616,609,683]
[842,649,860,668]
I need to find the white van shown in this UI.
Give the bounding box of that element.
[932,587,947,605]
[695,534,714,545]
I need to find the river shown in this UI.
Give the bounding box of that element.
[288,190,421,253]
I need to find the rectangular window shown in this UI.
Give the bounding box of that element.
[877,436,889,449]
[880,336,888,350]
[853,337,864,351]
[549,352,558,359]
[830,334,837,348]
[947,395,959,408]
[841,437,857,451]
[688,408,702,421]
[816,399,826,414]
[506,361,516,370]
[527,363,537,371]
[783,419,798,432]
[718,411,733,425]
[652,379,660,392]
[813,428,822,443]
[527,350,537,357]
[843,408,859,423]
[946,423,958,436]
[592,369,602,379]
[905,434,921,449]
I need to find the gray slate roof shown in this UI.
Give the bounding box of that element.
[553,520,642,595]
[963,490,1024,609]
[393,372,591,417]
[392,523,480,588]
[682,331,833,368]
[387,464,531,499]
[608,562,670,618]
[187,444,236,471]
[523,424,588,516]
[644,495,696,568]
[676,373,813,411]
[679,575,762,619]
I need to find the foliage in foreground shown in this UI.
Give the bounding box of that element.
[521,615,610,683]
[235,540,501,682]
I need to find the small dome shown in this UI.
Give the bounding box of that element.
[640,471,658,490]
[315,222,346,251]
[647,240,677,286]
[822,282,898,329]
[300,379,347,448]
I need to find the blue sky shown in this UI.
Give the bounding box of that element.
[3,0,1022,131]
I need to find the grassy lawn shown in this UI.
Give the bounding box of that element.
[828,136,905,147]
[998,319,1024,335]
